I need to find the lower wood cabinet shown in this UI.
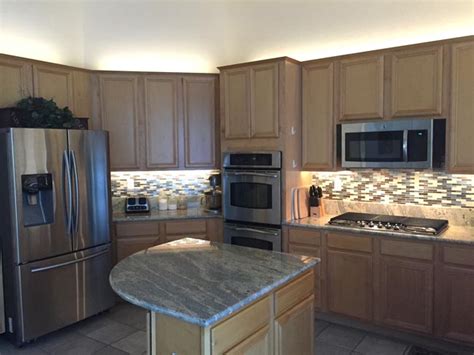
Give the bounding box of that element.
[225,325,271,355]
[116,235,160,263]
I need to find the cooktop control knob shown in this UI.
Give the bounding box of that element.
[393,224,400,230]
[385,223,392,229]
[360,221,366,227]
[368,221,375,228]
[377,222,383,228]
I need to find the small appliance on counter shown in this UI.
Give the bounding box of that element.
[125,197,150,213]
[202,173,222,212]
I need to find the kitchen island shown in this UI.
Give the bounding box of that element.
[110,238,320,355]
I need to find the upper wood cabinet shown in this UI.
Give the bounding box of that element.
[337,55,384,121]
[144,75,180,169]
[221,61,280,140]
[33,64,74,110]
[99,74,140,170]
[448,40,474,173]
[390,46,444,117]
[183,76,217,168]
[302,61,334,170]
[72,70,92,118]
[0,56,33,107]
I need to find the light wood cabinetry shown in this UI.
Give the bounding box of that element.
[448,40,474,173]
[337,55,384,120]
[0,56,33,107]
[389,46,444,117]
[99,74,140,170]
[33,64,74,110]
[225,325,271,355]
[72,70,91,118]
[302,61,334,170]
[222,68,251,139]
[144,75,180,169]
[435,245,474,344]
[115,221,161,263]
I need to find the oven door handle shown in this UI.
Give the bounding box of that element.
[225,172,279,178]
[227,226,279,236]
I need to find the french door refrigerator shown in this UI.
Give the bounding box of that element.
[0,128,115,345]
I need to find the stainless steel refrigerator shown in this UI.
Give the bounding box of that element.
[0,128,115,345]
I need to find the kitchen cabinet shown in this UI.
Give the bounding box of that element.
[302,61,334,170]
[99,74,141,170]
[164,219,208,242]
[435,245,474,344]
[337,55,384,121]
[72,70,92,118]
[0,56,33,107]
[448,40,474,173]
[225,325,271,355]
[114,221,161,263]
[389,45,444,117]
[33,64,75,110]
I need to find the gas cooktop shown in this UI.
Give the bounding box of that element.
[328,212,448,236]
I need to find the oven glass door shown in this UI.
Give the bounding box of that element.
[224,224,281,251]
[223,170,281,225]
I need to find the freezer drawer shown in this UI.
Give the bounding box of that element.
[11,244,114,344]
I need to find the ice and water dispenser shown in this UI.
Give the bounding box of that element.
[21,174,54,227]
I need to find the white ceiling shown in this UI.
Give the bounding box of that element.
[1,0,473,73]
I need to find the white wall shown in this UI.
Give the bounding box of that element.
[1,0,473,72]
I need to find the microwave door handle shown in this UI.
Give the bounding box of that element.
[403,130,408,162]
[225,172,278,178]
[228,226,279,236]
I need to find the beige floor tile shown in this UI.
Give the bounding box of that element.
[315,342,354,355]
[94,345,129,355]
[111,331,147,355]
[317,324,367,350]
[355,335,409,355]
[0,336,47,355]
[107,303,147,331]
[81,318,136,345]
[315,319,331,337]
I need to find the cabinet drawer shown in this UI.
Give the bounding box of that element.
[165,220,207,235]
[288,228,321,246]
[165,234,208,242]
[327,232,372,253]
[115,222,160,237]
[211,296,270,354]
[381,239,433,261]
[275,270,314,317]
[442,245,474,267]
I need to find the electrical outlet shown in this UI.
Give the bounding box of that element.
[290,126,296,135]
[292,160,297,168]
[334,176,343,191]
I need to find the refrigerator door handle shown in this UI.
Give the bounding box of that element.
[62,150,73,235]
[30,249,109,273]
[70,150,80,234]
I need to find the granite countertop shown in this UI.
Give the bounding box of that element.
[113,208,222,222]
[286,216,474,245]
[109,238,319,327]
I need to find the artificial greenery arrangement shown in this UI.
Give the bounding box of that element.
[12,97,85,129]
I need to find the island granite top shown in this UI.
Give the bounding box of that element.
[112,208,222,222]
[109,238,319,328]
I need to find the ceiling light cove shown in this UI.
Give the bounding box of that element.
[96,52,216,73]
[0,33,63,64]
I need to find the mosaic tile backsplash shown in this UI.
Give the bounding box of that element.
[312,170,474,209]
[111,170,220,197]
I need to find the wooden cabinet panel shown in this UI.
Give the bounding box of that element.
[144,75,180,169]
[115,221,160,237]
[0,56,33,107]
[207,218,224,243]
[223,68,251,139]
[327,232,372,253]
[449,41,474,173]
[183,76,217,168]
[302,62,334,169]
[99,75,140,170]
[436,265,474,344]
[380,239,433,261]
[165,220,207,235]
[225,325,270,355]
[250,63,279,138]
[275,270,314,317]
[274,295,314,355]
[72,70,91,118]
[378,257,433,334]
[390,46,443,117]
[288,228,321,246]
[338,55,384,120]
[327,250,373,321]
[33,64,74,110]
[116,235,160,262]
[443,245,474,267]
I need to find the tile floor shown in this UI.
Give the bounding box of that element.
[0,303,472,355]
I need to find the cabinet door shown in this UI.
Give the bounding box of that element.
[274,296,314,355]
[72,70,91,118]
[288,244,321,309]
[436,265,474,344]
[222,68,251,139]
[390,46,443,117]
[250,63,279,138]
[449,41,474,173]
[99,75,140,170]
[302,62,334,169]
[183,76,217,168]
[33,64,74,110]
[116,236,160,262]
[224,326,270,355]
[338,55,384,120]
[327,250,373,321]
[378,257,433,334]
[0,56,33,107]
[144,75,180,169]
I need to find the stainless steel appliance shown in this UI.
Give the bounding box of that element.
[125,196,150,213]
[328,212,448,236]
[203,173,222,211]
[223,152,282,251]
[340,118,446,169]
[0,128,115,345]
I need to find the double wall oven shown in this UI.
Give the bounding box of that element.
[223,151,282,251]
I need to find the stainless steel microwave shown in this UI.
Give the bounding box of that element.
[339,119,446,169]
